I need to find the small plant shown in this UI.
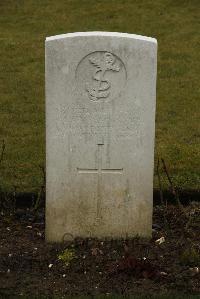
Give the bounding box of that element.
[58,248,75,266]
[180,247,200,266]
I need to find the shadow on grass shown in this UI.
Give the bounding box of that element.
[1,188,198,210]
[13,294,200,299]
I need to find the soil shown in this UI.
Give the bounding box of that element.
[0,203,200,298]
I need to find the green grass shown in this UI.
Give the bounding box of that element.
[0,0,199,193]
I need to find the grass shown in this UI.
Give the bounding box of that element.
[0,0,199,194]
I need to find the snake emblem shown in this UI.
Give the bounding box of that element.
[86,52,121,101]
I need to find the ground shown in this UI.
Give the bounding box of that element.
[0,203,200,298]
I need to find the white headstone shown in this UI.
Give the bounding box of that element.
[45,32,157,242]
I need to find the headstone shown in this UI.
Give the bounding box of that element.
[45,32,157,242]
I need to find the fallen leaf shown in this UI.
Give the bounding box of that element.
[160,271,168,276]
[155,237,165,245]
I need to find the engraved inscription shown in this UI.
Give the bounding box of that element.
[76,51,127,102]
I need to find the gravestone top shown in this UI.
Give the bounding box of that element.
[46,31,157,43]
[45,31,157,242]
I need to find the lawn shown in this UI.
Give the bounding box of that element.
[0,0,199,194]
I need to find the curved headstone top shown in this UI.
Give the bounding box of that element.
[45,31,157,242]
[46,31,157,44]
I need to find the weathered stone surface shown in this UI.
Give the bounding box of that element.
[45,32,157,241]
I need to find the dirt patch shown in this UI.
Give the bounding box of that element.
[0,204,200,297]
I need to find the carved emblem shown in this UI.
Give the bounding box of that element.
[76,51,126,102]
[86,52,121,101]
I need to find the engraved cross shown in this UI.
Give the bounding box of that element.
[77,143,123,175]
[77,143,123,219]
